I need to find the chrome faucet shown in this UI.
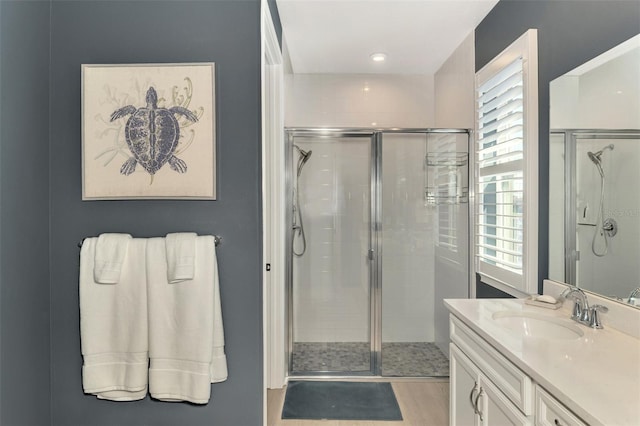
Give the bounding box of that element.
[560,286,609,329]
[628,287,640,304]
[561,287,590,323]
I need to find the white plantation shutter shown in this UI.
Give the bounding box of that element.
[475,30,538,295]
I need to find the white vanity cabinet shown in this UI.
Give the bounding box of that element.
[450,315,532,425]
[449,314,589,426]
[446,297,640,426]
[450,343,481,425]
[451,344,531,426]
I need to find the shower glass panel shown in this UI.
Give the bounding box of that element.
[551,130,640,300]
[289,134,374,375]
[573,133,640,298]
[380,132,468,377]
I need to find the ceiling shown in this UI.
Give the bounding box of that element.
[276,0,499,75]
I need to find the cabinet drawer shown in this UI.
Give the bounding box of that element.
[481,369,533,426]
[535,386,586,426]
[450,315,533,415]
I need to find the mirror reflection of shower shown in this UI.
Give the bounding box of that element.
[587,143,617,257]
[293,144,312,256]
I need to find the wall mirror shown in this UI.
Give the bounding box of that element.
[549,34,640,307]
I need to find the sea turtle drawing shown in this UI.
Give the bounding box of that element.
[110,86,198,177]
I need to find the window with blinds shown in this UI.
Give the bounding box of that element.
[475,30,538,295]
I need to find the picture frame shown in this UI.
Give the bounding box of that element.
[81,63,216,200]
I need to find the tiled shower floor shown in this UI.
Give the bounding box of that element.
[291,342,449,377]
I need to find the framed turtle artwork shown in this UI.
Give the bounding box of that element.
[81,63,216,199]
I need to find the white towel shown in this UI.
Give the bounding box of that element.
[165,232,197,283]
[94,233,132,284]
[147,236,217,404]
[80,237,148,401]
[210,244,228,383]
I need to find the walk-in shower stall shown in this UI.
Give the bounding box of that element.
[550,129,640,300]
[286,128,470,377]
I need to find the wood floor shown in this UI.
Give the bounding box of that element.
[267,380,450,426]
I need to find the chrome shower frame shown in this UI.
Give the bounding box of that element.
[551,129,640,285]
[285,127,471,379]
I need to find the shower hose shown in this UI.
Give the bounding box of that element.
[293,184,307,257]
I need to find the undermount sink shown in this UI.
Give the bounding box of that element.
[491,311,584,340]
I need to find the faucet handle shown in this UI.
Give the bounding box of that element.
[589,304,608,329]
[591,304,608,313]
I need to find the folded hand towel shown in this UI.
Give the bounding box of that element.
[80,237,148,401]
[147,236,215,404]
[210,244,228,383]
[94,233,132,284]
[165,232,197,283]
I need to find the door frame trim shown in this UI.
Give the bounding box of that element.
[284,128,471,378]
[261,0,285,398]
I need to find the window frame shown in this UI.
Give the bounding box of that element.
[474,29,539,297]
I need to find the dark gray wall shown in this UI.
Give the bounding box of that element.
[49,1,266,425]
[475,0,640,295]
[267,0,283,47]
[476,278,513,299]
[0,1,52,425]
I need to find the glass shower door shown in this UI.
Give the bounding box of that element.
[289,134,374,375]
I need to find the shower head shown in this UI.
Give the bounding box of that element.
[299,148,312,167]
[587,144,614,163]
[587,144,614,177]
[294,145,313,176]
[587,150,602,165]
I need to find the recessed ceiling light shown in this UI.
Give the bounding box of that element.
[370,53,387,62]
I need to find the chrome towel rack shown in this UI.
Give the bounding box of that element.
[78,235,222,248]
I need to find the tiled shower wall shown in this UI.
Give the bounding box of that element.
[292,138,372,342]
[381,134,435,343]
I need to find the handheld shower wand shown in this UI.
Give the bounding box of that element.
[587,144,615,257]
[296,147,313,177]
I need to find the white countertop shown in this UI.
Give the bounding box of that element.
[445,298,640,426]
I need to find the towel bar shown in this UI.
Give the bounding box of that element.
[78,235,222,248]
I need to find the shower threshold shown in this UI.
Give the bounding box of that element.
[291,342,449,377]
